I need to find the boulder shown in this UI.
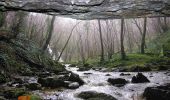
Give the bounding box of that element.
[3,88,27,99]
[68,82,80,89]
[69,64,77,67]
[107,78,128,87]
[130,66,151,72]
[120,73,131,76]
[143,84,170,100]
[105,74,111,76]
[84,73,93,75]
[13,77,24,84]
[68,73,85,85]
[157,65,168,71]
[112,67,128,72]
[78,67,91,71]
[77,91,117,100]
[131,73,150,83]
[38,71,51,78]
[25,83,41,90]
[38,77,65,88]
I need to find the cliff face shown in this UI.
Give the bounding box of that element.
[0,0,170,19]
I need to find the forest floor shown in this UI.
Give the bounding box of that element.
[67,53,170,72]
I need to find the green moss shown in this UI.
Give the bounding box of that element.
[30,95,41,100]
[1,34,65,77]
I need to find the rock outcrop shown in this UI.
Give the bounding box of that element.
[77,91,117,100]
[107,78,128,87]
[143,84,170,100]
[0,0,170,19]
[131,73,150,83]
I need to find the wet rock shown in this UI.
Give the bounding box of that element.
[7,82,22,88]
[84,73,93,75]
[77,91,117,100]
[38,71,51,78]
[78,67,91,71]
[157,65,168,71]
[131,73,150,83]
[68,82,79,89]
[68,73,85,85]
[112,67,128,72]
[130,66,151,72]
[107,78,128,87]
[13,77,24,84]
[143,84,170,100]
[25,83,41,90]
[105,74,111,76]
[58,71,70,75]
[120,73,131,76]
[69,64,77,67]
[3,88,27,99]
[38,77,65,88]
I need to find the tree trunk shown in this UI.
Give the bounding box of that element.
[42,16,55,51]
[141,17,147,54]
[98,20,105,63]
[120,18,126,60]
[0,12,5,28]
[11,12,26,38]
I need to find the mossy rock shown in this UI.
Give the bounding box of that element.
[25,83,41,90]
[38,77,65,88]
[1,34,66,78]
[77,91,117,100]
[3,88,27,99]
[163,41,170,57]
[0,73,6,84]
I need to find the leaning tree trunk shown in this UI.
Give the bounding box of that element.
[42,16,55,51]
[141,17,147,54]
[120,18,126,60]
[98,20,105,63]
[57,21,82,62]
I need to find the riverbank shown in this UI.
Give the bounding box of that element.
[67,54,170,72]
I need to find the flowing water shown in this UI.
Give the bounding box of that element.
[34,65,170,100]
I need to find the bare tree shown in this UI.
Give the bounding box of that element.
[120,18,126,60]
[141,17,147,54]
[98,20,105,63]
[42,16,56,51]
[11,11,27,38]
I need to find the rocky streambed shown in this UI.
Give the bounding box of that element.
[31,65,170,100]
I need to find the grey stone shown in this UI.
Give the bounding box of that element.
[0,0,170,19]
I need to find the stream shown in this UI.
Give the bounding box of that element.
[34,65,170,100]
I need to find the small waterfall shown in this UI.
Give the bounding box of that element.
[47,45,64,62]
